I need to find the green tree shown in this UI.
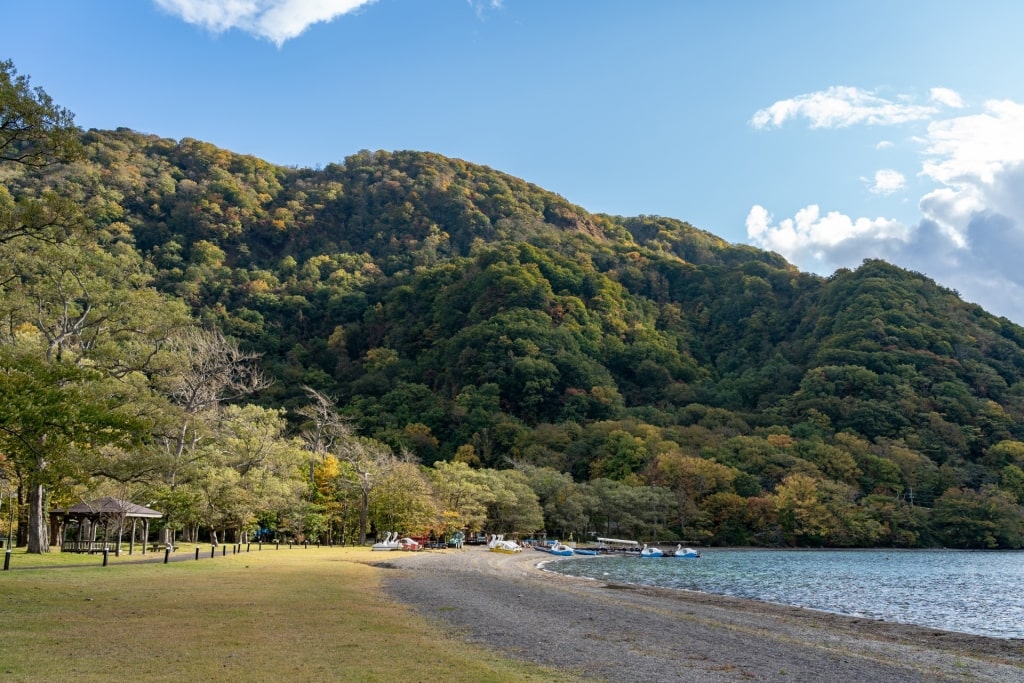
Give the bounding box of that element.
[0,346,147,551]
[771,474,835,546]
[482,468,544,535]
[427,460,496,534]
[1001,464,1024,503]
[699,492,753,545]
[0,60,82,247]
[335,437,402,545]
[369,460,438,537]
[649,452,737,534]
[196,405,306,544]
[517,463,589,538]
[0,60,79,167]
[932,486,1024,549]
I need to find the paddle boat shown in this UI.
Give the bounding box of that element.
[487,534,523,554]
[639,543,663,558]
[398,537,421,551]
[548,541,574,557]
[371,531,401,551]
[674,545,701,558]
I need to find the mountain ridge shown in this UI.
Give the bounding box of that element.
[7,125,1024,546]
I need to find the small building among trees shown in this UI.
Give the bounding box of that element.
[51,498,163,555]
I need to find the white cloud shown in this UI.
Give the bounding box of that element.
[746,204,908,267]
[153,0,377,46]
[930,87,965,109]
[922,100,1024,186]
[875,140,894,150]
[747,95,1024,323]
[866,169,905,195]
[750,86,937,130]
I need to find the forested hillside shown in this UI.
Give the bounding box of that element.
[3,77,1024,549]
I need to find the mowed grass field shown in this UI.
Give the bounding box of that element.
[0,546,577,682]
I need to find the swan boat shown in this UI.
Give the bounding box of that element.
[548,541,574,557]
[639,543,663,558]
[371,531,402,551]
[638,543,702,558]
[487,534,523,554]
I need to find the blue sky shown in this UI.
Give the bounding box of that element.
[9,1,1024,323]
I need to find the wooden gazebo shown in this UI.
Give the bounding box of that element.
[51,497,163,555]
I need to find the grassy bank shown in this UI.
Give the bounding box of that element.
[0,546,577,682]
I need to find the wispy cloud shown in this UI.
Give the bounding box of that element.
[930,87,965,109]
[747,89,1024,323]
[153,0,377,46]
[750,86,938,129]
[467,0,503,13]
[865,169,906,195]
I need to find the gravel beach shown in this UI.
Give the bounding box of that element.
[380,546,1024,683]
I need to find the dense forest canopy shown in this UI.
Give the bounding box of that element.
[2,62,1023,550]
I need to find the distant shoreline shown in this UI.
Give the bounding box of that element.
[381,546,1024,683]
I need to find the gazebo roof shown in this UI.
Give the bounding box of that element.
[59,497,163,519]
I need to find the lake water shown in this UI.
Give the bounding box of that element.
[543,549,1024,639]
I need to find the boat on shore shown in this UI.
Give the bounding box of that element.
[548,541,574,556]
[372,531,401,551]
[487,534,523,554]
[398,537,422,551]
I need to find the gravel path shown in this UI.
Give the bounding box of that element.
[379,546,1024,683]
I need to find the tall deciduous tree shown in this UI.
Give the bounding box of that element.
[0,60,80,168]
[336,437,402,545]
[153,327,269,486]
[428,460,496,535]
[0,346,147,551]
[195,404,305,545]
[0,60,82,249]
[296,385,352,483]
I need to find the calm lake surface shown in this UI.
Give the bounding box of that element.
[544,549,1024,639]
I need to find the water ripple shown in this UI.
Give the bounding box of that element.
[550,549,1024,639]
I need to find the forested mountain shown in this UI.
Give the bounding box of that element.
[4,117,1024,549]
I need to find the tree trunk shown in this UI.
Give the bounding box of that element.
[359,488,369,545]
[27,483,49,553]
[16,484,27,548]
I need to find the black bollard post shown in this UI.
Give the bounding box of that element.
[222,545,227,556]
[258,541,262,551]
[102,548,109,567]
[195,547,200,560]
[164,547,171,564]
[275,541,279,550]
[211,545,216,558]
[247,543,251,552]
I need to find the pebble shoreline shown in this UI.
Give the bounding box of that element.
[380,545,1024,683]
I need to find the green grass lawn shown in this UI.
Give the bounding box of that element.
[0,546,579,682]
